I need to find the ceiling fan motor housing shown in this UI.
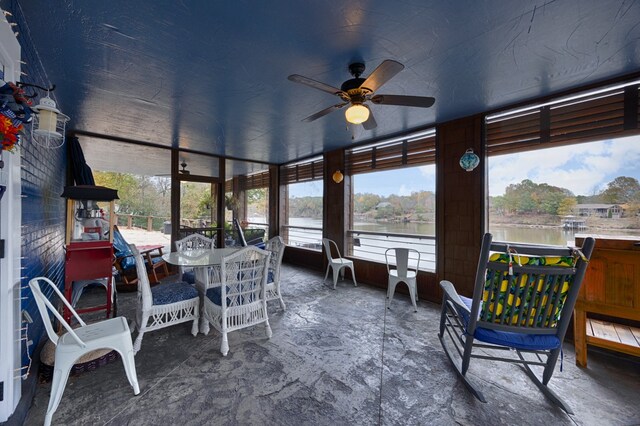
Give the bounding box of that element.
[348,62,366,78]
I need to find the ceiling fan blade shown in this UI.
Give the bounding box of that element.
[370,94,435,108]
[362,107,377,130]
[288,74,348,99]
[360,60,404,93]
[302,102,348,122]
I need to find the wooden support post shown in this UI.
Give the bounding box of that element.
[268,165,279,239]
[170,149,180,251]
[574,307,588,367]
[216,157,226,248]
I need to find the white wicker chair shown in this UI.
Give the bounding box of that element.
[202,246,272,356]
[175,233,215,284]
[265,236,286,310]
[131,244,200,354]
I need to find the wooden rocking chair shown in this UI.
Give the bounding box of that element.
[438,233,595,414]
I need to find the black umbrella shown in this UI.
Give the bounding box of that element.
[68,136,95,185]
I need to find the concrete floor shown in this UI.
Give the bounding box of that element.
[26,264,640,425]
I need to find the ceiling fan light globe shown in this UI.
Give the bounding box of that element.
[345,104,370,124]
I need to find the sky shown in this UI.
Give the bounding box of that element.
[288,166,436,198]
[488,135,640,196]
[288,135,640,199]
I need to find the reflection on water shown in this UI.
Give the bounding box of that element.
[488,226,640,245]
[353,221,436,235]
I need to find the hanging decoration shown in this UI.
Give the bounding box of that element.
[459,148,480,172]
[0,113,22,151]
[0,79,33,152]
[0,80,70,150]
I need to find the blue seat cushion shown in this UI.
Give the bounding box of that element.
[458,296,560,351]
[150,256,164,266]
[182,270,195,285]
[206,286,230,306]
[206,285,257,306]
[151,281,198,305]
[267,270,274,284]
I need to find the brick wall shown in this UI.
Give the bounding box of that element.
[8,0,67,376]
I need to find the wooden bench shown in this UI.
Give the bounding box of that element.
[574,236,640,367]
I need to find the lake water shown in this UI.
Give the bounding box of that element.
[288,217,640,245]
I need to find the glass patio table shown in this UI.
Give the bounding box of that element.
[162,247,240,268]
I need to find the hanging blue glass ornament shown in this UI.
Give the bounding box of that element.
[459,148,480,171]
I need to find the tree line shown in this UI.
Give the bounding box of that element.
[491,176,640,216]
[95,170,640,223]
[94,172,269,225]
[94,172,212,221]
[289,190,436,221]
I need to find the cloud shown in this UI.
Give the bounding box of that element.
[489,136,640,195]
[398,184,412,196]
[419,164,435,176]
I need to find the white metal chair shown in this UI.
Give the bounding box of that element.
[202,246,272,356]
[28,277,140,426]
[322,238,357,289]
[130,244,200,354]
[175,233,215,284]
[385,247,421,312]
[265,236,286,310]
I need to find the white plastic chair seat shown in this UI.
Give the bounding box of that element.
[58,316,130,348]
[389,270,416,279]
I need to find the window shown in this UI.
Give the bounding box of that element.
[346,129,437,271]
[244,170,270,238]
[486,81,640,245]
[280,158,323,250]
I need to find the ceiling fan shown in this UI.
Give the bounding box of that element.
[179,161,190,175]
[288,60,435,130]
[156,161,190,177]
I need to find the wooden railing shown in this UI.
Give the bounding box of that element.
[114,214,169,231]
[114,214,213,232]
